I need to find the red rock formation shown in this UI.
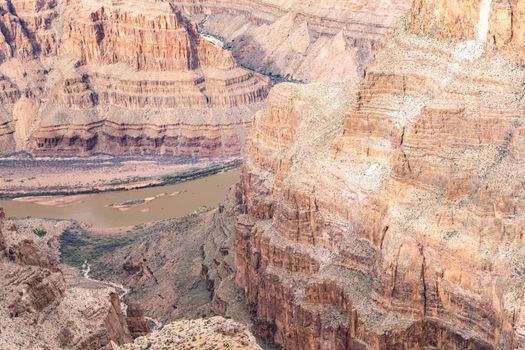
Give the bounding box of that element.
[234,1,525,348]
[63,1,235,71]
[171,0,413,82]
[0,0,270,156]
[0,0,59,60]
[411,0,524,63]
[0,209,140,349]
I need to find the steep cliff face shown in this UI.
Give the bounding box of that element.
[0,210,141,349]
[234,0,525,348]
[0,0,59,61]
[0,0,269,156]
[410,0,524,63]
[171,0,413,82]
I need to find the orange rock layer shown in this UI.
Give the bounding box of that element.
[0,0,269,156]
[234,2,525,349]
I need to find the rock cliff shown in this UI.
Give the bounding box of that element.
[0,0,269,156]
[0,210,142,349]
[234,0,525,348]
[411,0,524,63]
[171,0,413,82]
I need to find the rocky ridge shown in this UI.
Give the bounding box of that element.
[0,0,269,156]
[0,210,143,349]
[234,0,525,348]
[117,316,262,350]
[171,0,413,82]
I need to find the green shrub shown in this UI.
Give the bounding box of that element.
[33,228,47,238]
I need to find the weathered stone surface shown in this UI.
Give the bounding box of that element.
[410,0,524,63]
[125,303,150,339]
[0,0,270,156]
[0,213,138,349]
[171,0,413,82]
[234,1,525,348]
[118,316,262,350]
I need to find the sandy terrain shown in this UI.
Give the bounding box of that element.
[0,154,240,197]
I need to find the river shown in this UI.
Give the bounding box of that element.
[0,168,240,228]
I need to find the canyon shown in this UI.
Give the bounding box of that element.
[172,0,413,82]
[0,0,269,157]
[234,0,525,349]
[1,0,525,349]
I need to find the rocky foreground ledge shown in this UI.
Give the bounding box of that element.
[0,209,141,349]
[116,317,262,350]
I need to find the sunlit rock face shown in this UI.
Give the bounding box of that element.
[0,210,139,349]
[118,316,262,350]
[170,0,413,82]
[410,0,525,63]
[0,0,270,156]
[234,0,525,348]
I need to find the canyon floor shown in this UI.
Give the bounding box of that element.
[0,206,267,350]
[0,154,241,197]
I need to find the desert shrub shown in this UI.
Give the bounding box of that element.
[33,228,47,238]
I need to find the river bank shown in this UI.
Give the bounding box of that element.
[0,168,240,229]
[0,154,241,198]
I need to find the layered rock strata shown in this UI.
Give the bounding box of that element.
[0,0,269,156]
[0,210,140,350]
[171,0,413,82]
[234,1,525,348]
[411,0,524,63]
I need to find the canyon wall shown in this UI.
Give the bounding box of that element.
[171,0,413,82]
[234,0,525,348]
[0,0,269,156]
[411,0,524,63]
[0,210,140,349]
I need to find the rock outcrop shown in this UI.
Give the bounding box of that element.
[0,0,269,156]
[118,316,262,350]
[0,210,141,349]
[171,0,413,82]
[411,0,524,63]
[91,189,249,325]
[234,0,525,348]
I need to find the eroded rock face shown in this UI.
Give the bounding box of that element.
[171,0,413,82]
[410,0,525,63]
[234,1,525,348]
[91,190,248,325]
[118,316,262,350]
[0,210,139,349]
[0,0,270,156]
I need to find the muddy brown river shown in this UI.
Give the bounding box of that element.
[0,169,240,228]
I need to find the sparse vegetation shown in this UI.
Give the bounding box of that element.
[59,227,141,267]
[33,227,47,238]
